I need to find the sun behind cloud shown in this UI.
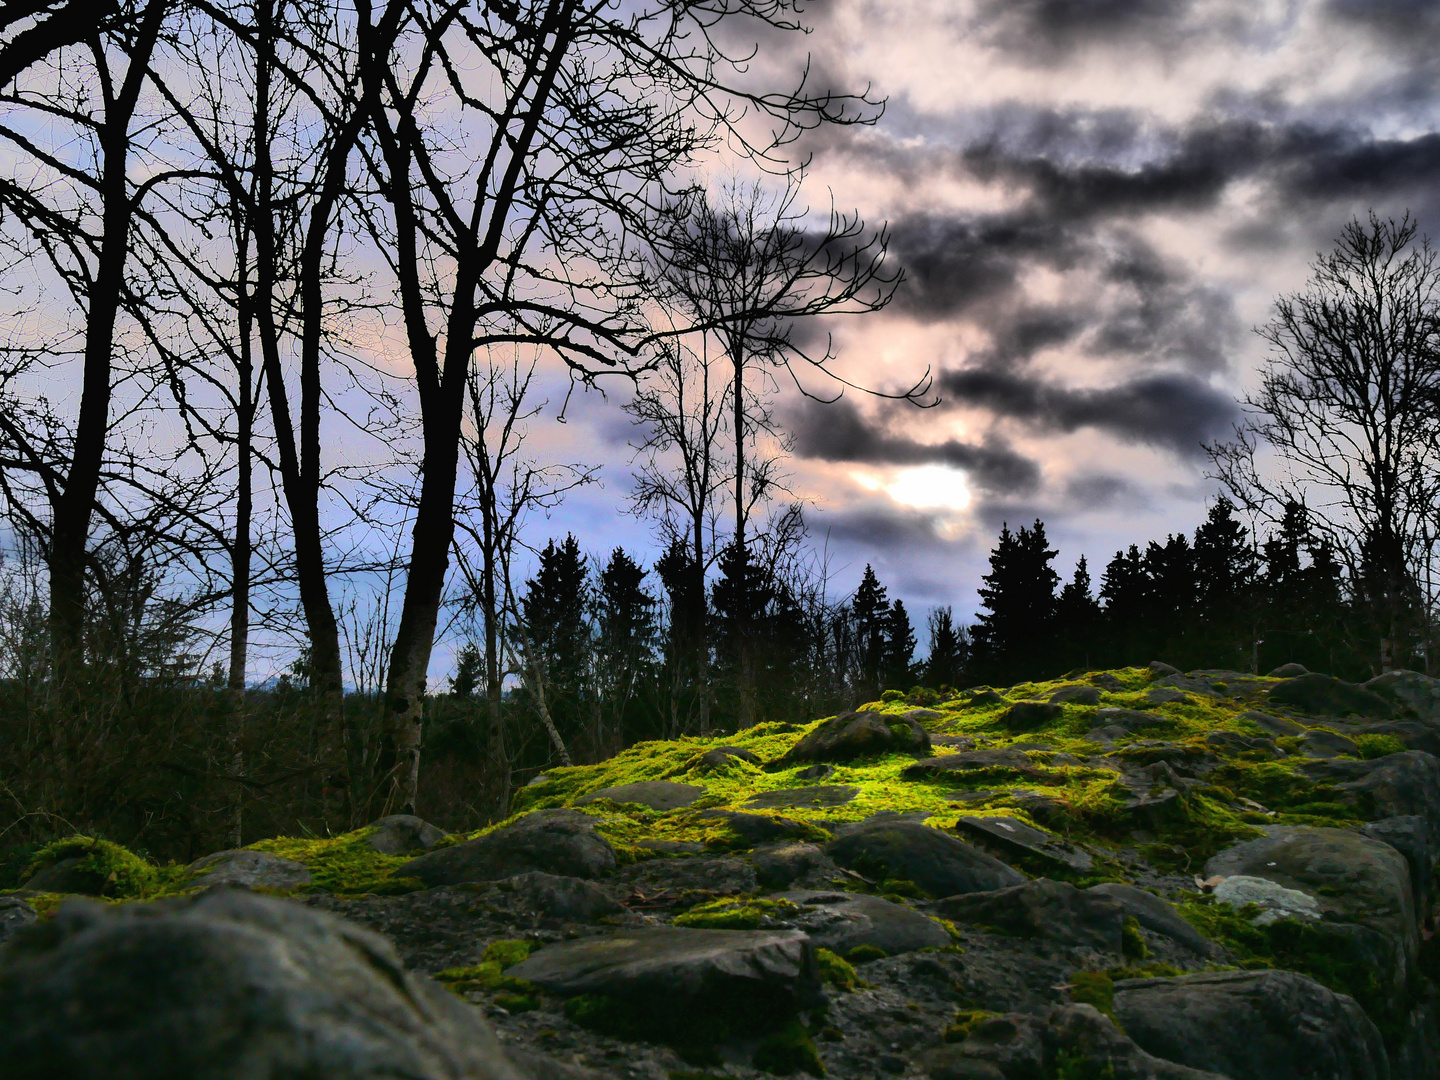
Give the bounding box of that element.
[885,465,973,511]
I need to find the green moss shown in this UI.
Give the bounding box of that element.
[434,961,536,996]
[242,832,416,896]
[943,1009,996,1042]
[673,896,802,930]
[483,938,536,968]
[23,836,168,899]
[846,944,887,964]
[1354,734,1405,759]
[881,689,906,702]
[816,947,858,990]
[1121,916,1148,961]
[1054,1050,1118,1080]
[753,1019,825,1077]
[495,992,540,1013]
[1068,971,1116,1018]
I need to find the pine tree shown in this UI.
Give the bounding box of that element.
[1143,534,1198,663]
[925,606,965,689]
[711,540,775,726]
[594,548,658,745]
[1192,496,1257,668]
[450,642,482,699]
[1099,545,1147,665]
[850,564,889,696]
[521,535,591,740]
[973,520,1059,684]
[1055,556,1102,670]
[655,538,710,736]
[882,599,918,690]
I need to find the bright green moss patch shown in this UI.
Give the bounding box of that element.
[1121,917,1147,960]
[846,944,886,964]
[943,1009,996,1042]
[1054,1050,1118,1080]
[22,836,176,899]
[673,896,803,929]
[1068,971,1116,1017]
[753,1019,825,1077]
[816,947,858,990]
[1355,734,1405,759]
[483,938,536,967]
[244,832,416,895]
[434,960,536,996]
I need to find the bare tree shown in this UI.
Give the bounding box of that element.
[1208,212,1440,670]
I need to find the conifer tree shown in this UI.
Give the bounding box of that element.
[1192,497,1258,668]
[1055,557,1102,671]
[882,599,918,690]
[1099,545,1147,665]
[594,548,658,746]
[850,564,889,696]
[925,606,966,689]
[521,536,591,743]
[973,520,1060,684]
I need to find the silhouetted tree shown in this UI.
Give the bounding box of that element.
[882,599,918,690]
[973,521,1059,684]
[594,548,658,750]
[925,607,966,689]
[1055,557,1102,671]
[521,537,591,749]
[850,565,890,698]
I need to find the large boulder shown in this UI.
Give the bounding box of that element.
[901,749,1041,782]
[1113,969,1388,1080]
[951,815,1093,873]
[1049,684,1101,706]
[576,781,704,811]
[399,809,616,887]
[825,820,1024,898]
[1086,883,1213,955]
[1000,701,1063,731]
[1360,815,1439,919]
[932,879,1125,952]
[774,889,952,957]
[1365,669,1440,721]
[492,871,622,922]
[364,814,446,855]
[1300,750,1440,831]
[0,890,530,1080]
[1268,673,1395,719]
[751,842,830,889]
[774,710,930,766]
[744,785,859,809]
[187,850,313,891]
[506,925,822,1023]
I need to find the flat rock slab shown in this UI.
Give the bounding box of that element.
[1240,709,1304,737]
[577,781,705,811]
[492,871,622,922]
[0,890,529,1080]
[400,808,616,887]
[775,710,930,765]
[952,815,1094,873]
[693,746,762,771]
[507,925,821,1019]
[901,749,1039,781]
[617,855,757,898]
[744,785,859,809]
[774,889,951,957]
[933,879,1124,952]
[1087,883,1212,955]
[187,850,312,891]
[1212,875,1322,924]
[1114,969,1388,1080]
[826,820,1023,898]
[1000,701,1063,731]
[1298,730,1360,758]
[1049,684,1101,705]
[699,810,817,847]
[1268,673,1395,719]
[364,814,446,856]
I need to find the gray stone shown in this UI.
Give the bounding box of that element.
[1359,815,1438,918]
[966,690,1008,707]
[1145,686,1192,706]
[744,785,859,809]
[774,709,931,765]
[1268,672,1395,719]
[399,808,616,886]
[1045,1003,1231,1080]
[826,819,1024,897]
[931,734,977,750]
[576,781,705,811]
[635,839,704,855]
[1001,701,1064,731]
[751,842,830,889]
[494,871,622,921]
[1147,661,1180,677]
[1269,662,1309,677]
[1097,707,1178,731]
[902,707,946,720]
[694,745,762,771]
[1113,969,1388,1080]
[1151,673,1224,698]
[1049,684,1101,706]
[0,890,530,1080]
[774,889,952,957]
[507,925,822,1020]
[1212,875,1322,924]
[952,815,1093,873]
[933,879,1125,952]
[0,897,37,945]
[1086,883,1213,955]
[1240,709,1305,737]
[1204,730,1279,755]
[1301,750,1440,831]
[901,749,1040,781]
[618,854,757,897]
[914,1048,1006,1080]
[698,810,816,847]
[364,814,446,856]
[187,849,313,891]
[1365,669,1440,721]
[792,763,835,781]
[21,856,107,895]
[929,1012,1050,1080]
[1089,673,1126,692]
[1299,729,1361,758]
[1083,725,1130,744]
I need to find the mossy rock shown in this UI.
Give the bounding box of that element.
[22,837,161,898]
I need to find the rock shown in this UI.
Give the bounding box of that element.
[1113,969,1388,1080]
[1359,816,1438,919]
[1049,684,1101,706]
[826,819,1024,897]
[1268,673,1395,719]
[0,890,530,1080]
[694,746,762,771]
[618,854,757,897]
[1083,724,1130,744]
[506,925,822,1021]
[1212,875,1323,924]
[700,810,817,847]
[1151,673,1224,698]
[922,1013,1049,1080]
[1145,686,1192,706]
[1351,719,1440,757]
[1088,672,1126,692]
[1365,669,1440,721]
[21,856,107,895]
[951,815,1094,873]
[576,781,705,811]
[901,749,1040,781]
[1204,730,1279,756]
[933,879,1125,952]
[1269,662,1309,677]
[774,709,930,766]
[744,785,859,809]
[1241,709,1305,737]
[635,839,704,855]
[1087,883,1212,954]
[399,809,616,887]
[494,871,622,921]
[914,1048,1006,1080]
[0,897,37,944]
[1298,729,1361,758]
[752,842,829,889]
[1098,707,1175,731]
[775,889,952,957]
[1147,660,1180,677]
[1302,750,1440,830]
[364,814,446,855]
[931,734,977,750]
[1046,1003,1231,1080]
[902,707,946,720]
[1001,701,1063,731]
[792,763,835,781]
[187,850,313,891]
[966,690,1008,707]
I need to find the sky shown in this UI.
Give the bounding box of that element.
[515,0,1440,635]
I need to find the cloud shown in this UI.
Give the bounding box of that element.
[789,398,1042,493]
[972,0,1200,59]
[935,368,1236,457]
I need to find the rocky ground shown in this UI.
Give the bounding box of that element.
[2,662,1439,1080]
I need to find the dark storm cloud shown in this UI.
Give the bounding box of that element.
[790,398,1042,494]
[817,505,958,553]
[936,368,1236,458]
[1063,473,1149,511]
[971,0,1201,63]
